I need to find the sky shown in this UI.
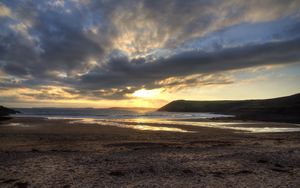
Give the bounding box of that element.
[0,0,300,108]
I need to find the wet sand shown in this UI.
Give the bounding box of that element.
[0,117,300,187]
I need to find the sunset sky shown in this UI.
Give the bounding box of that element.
[0,0,300,108]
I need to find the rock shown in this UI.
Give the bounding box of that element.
[0,106,19,117]
[257,159,268,163]
[14,182,29,188]
[109,170,125,176]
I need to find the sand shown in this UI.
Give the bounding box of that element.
[0,117,299,187]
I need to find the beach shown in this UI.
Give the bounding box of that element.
[2,0,300,187]
[0,117,299,187]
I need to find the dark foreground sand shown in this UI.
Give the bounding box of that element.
[0,117,299,188]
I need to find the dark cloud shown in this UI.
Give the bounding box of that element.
[1,0,300,100]
[0,0,104,80]
[63,87,137,100]
[78,36,300,91]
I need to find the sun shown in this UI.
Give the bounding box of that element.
[132,89,161,98]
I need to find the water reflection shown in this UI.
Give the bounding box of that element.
[128,125,192,132]
[228,127,300,133]
[69,118,300,133]
[70,118,192,132]
[4,123,30,127]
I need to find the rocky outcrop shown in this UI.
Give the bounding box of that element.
[158,93,300,123]
[0,106,19,117]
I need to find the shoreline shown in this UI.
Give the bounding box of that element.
[4,116,300,133]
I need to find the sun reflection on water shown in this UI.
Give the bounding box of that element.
[67,117,300,133]
[69,118,193,132]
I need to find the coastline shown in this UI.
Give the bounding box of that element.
[0,117,299,187]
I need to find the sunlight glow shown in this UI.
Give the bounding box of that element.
[132,89,161,98]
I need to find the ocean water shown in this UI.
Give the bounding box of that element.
[14,108,231,120]
[12,108,300,133]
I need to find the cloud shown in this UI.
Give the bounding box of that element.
[0,3,12,17]
[78,36,300,92]
[0,0,105,79]
[0,0,300,102]
[156,74,234,91]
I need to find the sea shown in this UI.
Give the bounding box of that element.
[14,108,230,120]
[11,108,300,133]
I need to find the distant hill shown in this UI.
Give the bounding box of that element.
[158,93,300,123]
[0,106,19,117]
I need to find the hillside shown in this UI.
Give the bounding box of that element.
[0,106,19,117]
[158,93,300,123]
